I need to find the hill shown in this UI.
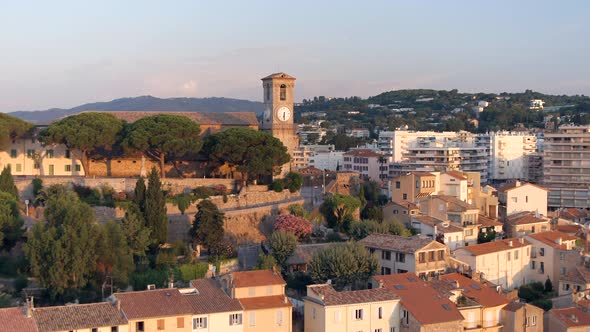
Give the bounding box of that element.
[7,96,264,123]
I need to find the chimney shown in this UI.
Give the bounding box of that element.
[555,237,562,245]
[117,299,121,311]
[508,240,513,247]
[26,297,34,318]
[284,296,288,304]
[519,238,525,244]
[453,280,460,289]
[168,275,174,289]
[379,280,384,289]
[515,180,521,187]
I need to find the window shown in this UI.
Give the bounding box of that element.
[249,287,256,296]
[378,306,383,319]
[382,250,391,261]
[157,319,165,330]
[27,149,34,158]
[416,180,420,188]
[249,312,256,326]
[276,310,283,325]
[515,250,519,260]
[437,250,444,261]
[229,313,242,325]
[560,252,566,261]
[563,283,570,291]
[46,149,54,158]
[540,262,545,273]
[354,309,363,320]
[136,322,144,331]
[526,315,537,326]
[390,328,396,332]
[530,261,536,269]
[334,310,341,322]
[10,149,17,158]
[280,84,287,100]
[193,317,207,329]
[526,196,528,203]
[111,327,118,332]
[375,329,382,332]
[395,181,400,189]
[16,164,22,172]
[75,164,81,172]
[177,317,184,328]
[507,252,511,261]
[511,197,517,203]
[65,149,71,158]
[393,209,398,214]
[92,329,98,332]
[381,267,391,275]
[397,253,405,263]
[312,307,316,319]
[561,267,566,275]
[65,165,71,172]
[402,193,407,200]
[540,248,545,256]
[428,251,435,262]
[419,252,425,263]
[266,86,270,101]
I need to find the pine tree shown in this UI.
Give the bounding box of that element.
[121,204,152,258]
[133,176,146,214]
[145,167,167,246]
[0,167,19,199]
[190,200,224,254]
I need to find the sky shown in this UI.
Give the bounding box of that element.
[1,0,589,111]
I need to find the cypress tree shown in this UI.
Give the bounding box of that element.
[0,167,19,199]
[145,167,167,246]
[134,176,146,214]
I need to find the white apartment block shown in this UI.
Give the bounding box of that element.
[543,126,590,208]
[342,149,387,181]
[475,131,538,181]
[292,145,336,170]
[377,130,457,161]
[308,151,344,171]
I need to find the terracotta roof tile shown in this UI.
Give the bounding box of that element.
[390,200,418,210]
[478,215,502,227]
[359,234,439,253]
[507,212,549,226]
[561,266,590,285]
[239,295,291,310]
[437,273,509,308]
[455,238,530,256]
[232,270,286,288]
[373,273,464,325]
[0,307,38,332]
[185,279,243,314]
[306,284,399,306]
[502,302,535,312]
[115,288,194,320]
[549,307,590,327]
[526,231,578,250]
[444,171,467,180]
[32,302,127,332]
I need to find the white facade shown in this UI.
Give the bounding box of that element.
[475,132,537,181]
[308,151,344,171]
[498,182,548,219]
[377,130,457,162]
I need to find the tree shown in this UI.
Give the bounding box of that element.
[190,200,225,254]
[320,194,361,231]
[24,186,98,294]
[145,168,168,246]
[544,277,553,293]
[0,113,33,148]
[121,204,152,258]
[274,214,312,240]
[39,112,124,176]
[0,192,24,251]
[283,172,303,193]
[203,128,290,183]
[122,114,202,178]
[269,231,297,269]
[95,221,134,286]
[256,254,277,270]
[348,219,411,240]
[133,177,147,214]
[288,204,310,219]
[308,241,378,290]
[0,167,19,199]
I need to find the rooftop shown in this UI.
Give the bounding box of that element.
[261,72,296,80]
[560,266,590,285]
[359,234,439,253]
[239,295,291,310]
[497,181,549,193]
[444,171,468,180]
[507,212,549,226]
[306,284,399,306]
[526,231,578,250]
[478,215,503,227]
[343,149,383,158]
[232,270,286,288]
[32,302,127,332]
[185,279,243,315]
[115,288,194,320]
[455,238,530,256]
[373,273,464,325]
[436,273,509,308]
[548,307,590,328]
[0,307,38,332]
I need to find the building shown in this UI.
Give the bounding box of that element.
[31,302,128,332]
[0,305,38,332]
[382,200,419,226]
[372,273,465,331]
[390,171,438,202]
[543,126,590,209]
[502,302,544,332]
[525,231,581,286]
[410,215,466,251]
[529,99,545,110]
[359,234,450,278]
[303,284,401,332]
[430,273,510,331]
[475,131,538,182]
[342,149,387,181]
[505,212,550,238]
[292,145,336,170]
[416,195,480,245]
[308,150,344,171]
[453,238,532,289]
[346,128,370,138]
[559,266,590,296]
[377,130,458,162]
[497,181,548,220]
[545,307,590,332]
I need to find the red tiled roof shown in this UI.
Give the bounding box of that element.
[239,295,291,310]
[556,224,583,235]
[507,212,549,226]
[444,171,467,180]
[390,200,418,210]
[455,238,530,256]
[306,284,399,306]
[526,231,578,250]
[32,302,127,332]
[360,234,441,253]
[343,149,383,158]
[497,182,549,193]
[0,307,38,332]
[232,270,286,288]
[561,266,590,285]
[115,289,194,320]
[478,215,502,227]
[374,273,464,325]
[549,307,590,328]
[185,279,243,314]
[437,273,509,308]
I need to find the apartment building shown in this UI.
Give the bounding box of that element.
[303,284,401,332]
[308,150,344,171]
[525,231,581,286]
[31,302,129,332]
[372,273,464,332]
[545,307,590,332]
[497,181,548,220]
[453,238,532,290]
[292,145,337,170]
[474,131,537,181]
[543,125,590,208]
[505,212,550,238]
[342,149,387,181]
[410,215,465,250]
[377,130,458,161]
[382,200,419,226]
[559,266,590,296]
[359,234,450,278]
[390,172,439,202]
[502,302,544,332]
[416,195,480,245]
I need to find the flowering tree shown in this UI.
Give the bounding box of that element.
[274,214,312,239]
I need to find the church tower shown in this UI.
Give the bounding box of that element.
[260,73,299,156]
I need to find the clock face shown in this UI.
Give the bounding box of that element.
[277,106,291,122]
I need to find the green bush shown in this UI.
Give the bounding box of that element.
[178,263,209,282]
[155,251,176,269]
[284,172,303,193]
[271,180,285,192]
[32,178,43,202]
[130,269,169,291]
[531,298,553,311]
[193,186,216,199]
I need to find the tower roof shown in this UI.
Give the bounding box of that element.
[261,72,296,80]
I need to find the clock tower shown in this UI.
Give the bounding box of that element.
[260,72,299,157]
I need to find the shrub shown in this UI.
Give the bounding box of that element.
[155,251,176,269]
[271,180,285,192]
[193,186,216,199]
[210,184,228,196]
[288,204,310,219]
[130,269,168,291]
[32,178,43,199]
[174,194,191,215]
[283,172,303,193]
[274,214,312,239]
